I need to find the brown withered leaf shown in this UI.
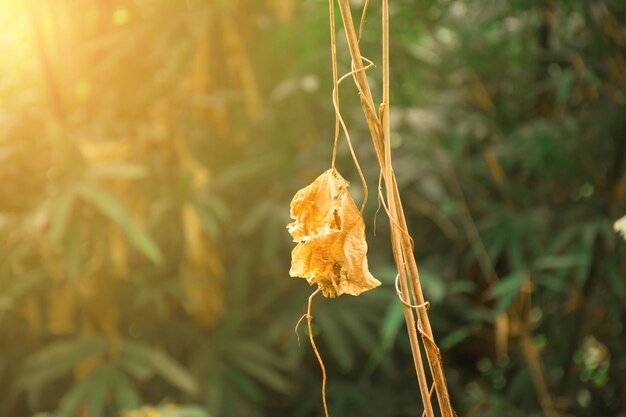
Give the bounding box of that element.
[287,169,380,298]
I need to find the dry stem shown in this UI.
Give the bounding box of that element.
[335,0,455,415]
[306,289,329,417]
[329,0,368,213]
[329,0,341,169]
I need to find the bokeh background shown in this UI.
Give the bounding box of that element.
[1,0,625,416]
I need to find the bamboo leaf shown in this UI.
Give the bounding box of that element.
[533,255,589,270]
[86,366,110,417]
[115,353,154,381]
[230,341,290,371]
[77,182,163,264]
[110,367,141,411]
[49,191,75,243]
[195,204,220,238]
[17,336,109,391]
[53,376,90,417]
[440,326,474,349]
[487,270,524,313]
[227,368,263,402]
[556,70,575,105]
[339,309,377,353]
[317,311,353,370]
[228,351,291,394]
[121,341,198,396]
[379,301,404,350]
[91,163,149,179]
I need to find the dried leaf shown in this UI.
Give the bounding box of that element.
[287,169,380,298]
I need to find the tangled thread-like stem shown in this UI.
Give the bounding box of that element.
[307,289,329,417]
[329,0,369,213]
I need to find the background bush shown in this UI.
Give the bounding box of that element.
[0,0,625,416]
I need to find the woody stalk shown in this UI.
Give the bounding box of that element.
[336,0,455,416]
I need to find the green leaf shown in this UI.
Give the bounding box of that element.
[379,301,405,350]
[339,310,377,353]
[556,70,575,105]
[53,376,90,417]
[159,405,212,417]
[49,191,75,243]
[440,325,474,349]
[122,341,198,396]
[317,312,354,371]
[230,341,290,372]
[211,154,279,190]
[110,367,141,411]
[487,270,524,313]
[532,255,589,270]
[195,204,220,238]
[365,304,399,374]
[507,235,525,271]
[66,226,82,281]
[17,336,109,391]
[449,280,476,294]
[86,366,109,417]
[227,368,263,402]
[78,182,163,264]
[227,351,291,395]
[206,196,229,222]
[486,225,510,266]
[115,353,154,381]
[238,202,271,235]
[508,367,533,403]
[91,163,149,179]
[420,270,446,303]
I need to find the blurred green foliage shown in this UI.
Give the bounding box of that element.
[0,0,625,417]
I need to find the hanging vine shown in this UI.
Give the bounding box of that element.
[288,1,455,416]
